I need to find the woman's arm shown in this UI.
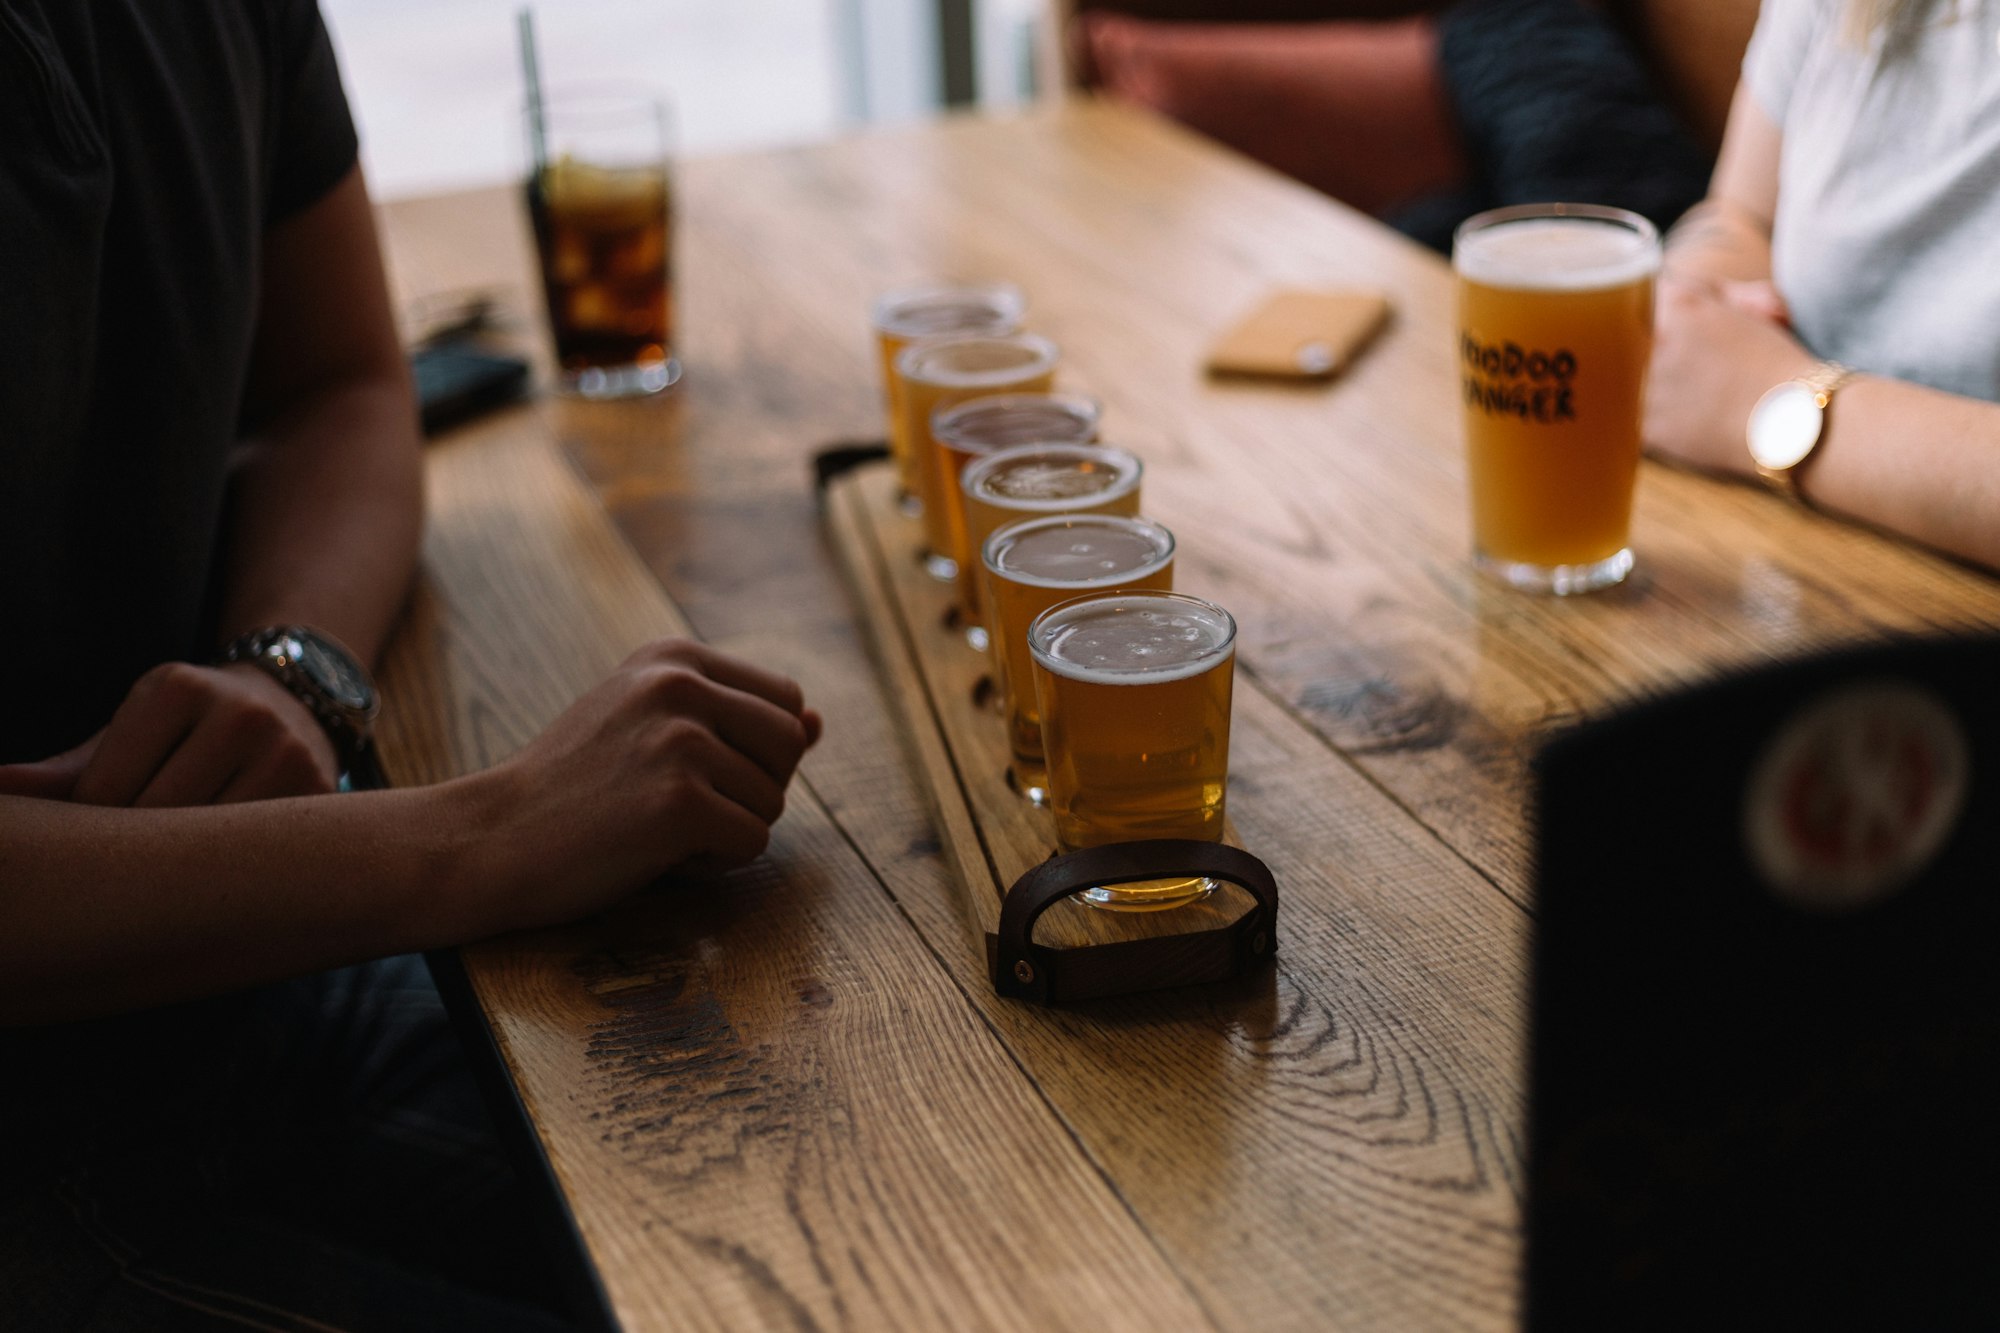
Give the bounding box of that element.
[1648,283,2000,568]
[1660,84,1781,287]
[1646,84,2000,571]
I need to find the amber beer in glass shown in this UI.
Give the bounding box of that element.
[871,285,1025,511]
[932,392,1103,640]
[527,92,679,397]
[962,443,1143,640]
[1453,204,1659,593]
[1029,592,1237,911]
[982,514,1174,804]
[896,333,1060,581]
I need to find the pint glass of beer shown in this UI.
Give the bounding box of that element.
[1029,591,1237,911]
[983,514,1174,804]
[526,90,678,398]
[1453,204,1659,593]
[896,334,1060,581]
[871,285,1025,512]
[932,392,1103,641]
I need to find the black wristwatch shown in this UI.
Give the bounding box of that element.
[218,625,384,787]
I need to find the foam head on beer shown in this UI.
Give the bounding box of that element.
[873,285,1026,344]
[986,514,1170,589]
[1452,215,1659,292]
[963,442,1142,512]
[933,392,1102,454]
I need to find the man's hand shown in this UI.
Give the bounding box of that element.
[461,639,822,936]
[43,663,341,807]
[0,734,100,801]
[1645,273,1818,477]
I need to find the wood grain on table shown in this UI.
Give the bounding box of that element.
[375,99,2000,1330]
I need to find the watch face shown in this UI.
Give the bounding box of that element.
[1748,381,1825,472]
[298,635,374,712]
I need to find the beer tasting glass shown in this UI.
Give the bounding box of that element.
[963,442,1144,551]
[982,514,1174,805]
[527,90,679,398]
[962,442,1143,644]
[871,285,1025,512]
[1453,203,1660,593]
[1029,592,1237,912]
[896,333,1060,581]
[932,392,1103,642]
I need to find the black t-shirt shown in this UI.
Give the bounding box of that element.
[0,0,358,762]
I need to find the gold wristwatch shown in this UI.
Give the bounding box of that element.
[1746,361,1855,500]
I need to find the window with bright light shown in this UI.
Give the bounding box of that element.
[323,0,988,199]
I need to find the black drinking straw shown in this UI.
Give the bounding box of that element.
[518,7,549,180]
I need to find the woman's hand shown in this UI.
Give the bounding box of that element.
[1645,273,1817,477]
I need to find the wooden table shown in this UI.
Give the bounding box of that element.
[374,100,2000,1331]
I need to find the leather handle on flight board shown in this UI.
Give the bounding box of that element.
[988,841,1279,1004]
[810,439,891,501]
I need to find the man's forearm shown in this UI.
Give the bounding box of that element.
[220,373,423,665]
[0,777,490,1024]
[224,165,424,668]
[2,640,824,1026]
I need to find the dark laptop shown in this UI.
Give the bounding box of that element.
[1526,634,2000,1330]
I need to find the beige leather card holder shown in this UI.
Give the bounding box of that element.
[1206,289,1391,381]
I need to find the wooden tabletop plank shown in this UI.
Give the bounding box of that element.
[374,411,1221,1330]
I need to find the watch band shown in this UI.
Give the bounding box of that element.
[1752,360,1854,500]
[217,625,379,775]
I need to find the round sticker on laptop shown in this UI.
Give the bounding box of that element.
[1743,681,1969,910]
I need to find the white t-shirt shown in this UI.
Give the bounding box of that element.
[1743,0,2000,401]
